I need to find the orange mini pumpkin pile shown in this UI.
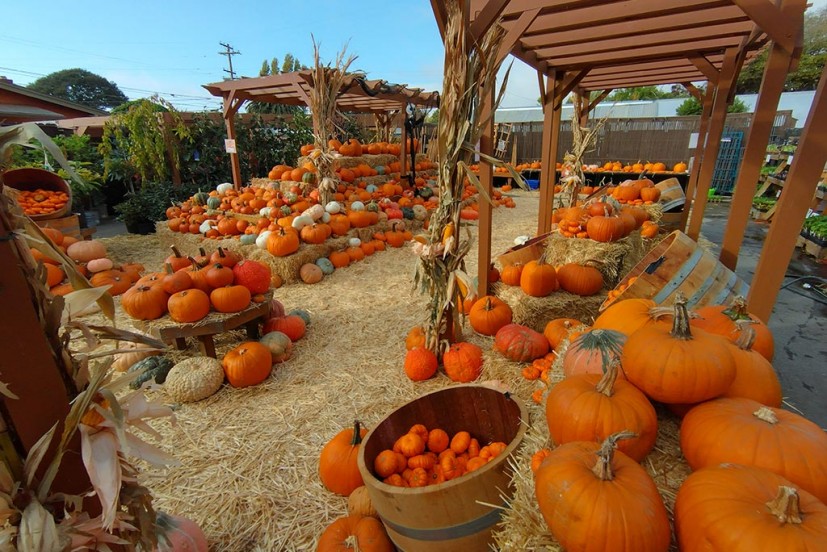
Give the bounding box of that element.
[372,424,508,488]
[15,188,70,217]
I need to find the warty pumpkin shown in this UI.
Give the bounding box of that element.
[680,397,827,503]
[222,341,272,388]
[163,357,225,403]
[404,347,438,381]
[442,342,483,383]
[534,432,671,552]
[546,362,657,461]
[621,295,736,404]
[319,420,368,496]
[232,260,271,294]
[468,296,512,336]
[494,324,550,362]
[347,486,377,518]
[675,464,827,552]
[405,326,427,350]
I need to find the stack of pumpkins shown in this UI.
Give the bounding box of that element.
[502,293,827,550]
[552,201,657,241]
[34,228,145,297]
[120,246,272,323]
[606,177,662,205]
[499,260,606,298]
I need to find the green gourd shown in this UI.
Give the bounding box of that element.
[128,356,175,389]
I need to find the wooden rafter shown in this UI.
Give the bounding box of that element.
[495,8,540,65]
[470,0,511,41]
[732,0,799,53]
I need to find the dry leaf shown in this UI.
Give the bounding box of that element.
[80,427,121,532]
[17,499,66,552]
[0,380,18,401]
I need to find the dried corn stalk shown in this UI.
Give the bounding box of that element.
[307,39,356,206]
[413,0,516,354]
[559,93,609,207]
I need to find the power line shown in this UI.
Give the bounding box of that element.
[218,42,241,80]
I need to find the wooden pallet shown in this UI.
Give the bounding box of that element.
[133,298,271,358]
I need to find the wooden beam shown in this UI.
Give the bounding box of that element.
[582,70,705,89]
[537,69,546,114]
[541,37,743,68]
[222,93,243,189]
[747,65,827,321]
[732,0,800,54]
[538,71,562,235]
[477,84,495,298]
[588,89,612,112]
[586,55,724,76]
[680,83,716,231]
[554,68,589,109]
[683,82,703,101]
[688,53,721,82]
[470,0,510,42]
[495,8,541,65]
[687,48,740,240]
[720,0,805,269]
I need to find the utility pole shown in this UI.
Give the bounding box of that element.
[218,42,241,80]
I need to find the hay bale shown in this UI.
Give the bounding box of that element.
[494,284,605,331]
[544,231,649,288]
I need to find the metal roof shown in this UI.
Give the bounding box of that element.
[204,70,440,113]
[431,0,804,92]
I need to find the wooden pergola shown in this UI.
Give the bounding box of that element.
[432,0,819,322]
[203,71,439,188]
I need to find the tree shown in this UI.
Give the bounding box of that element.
[737,6,827,93]
[607,86,672,101]
[247,53,307,115]
[676,94,748,116]
[27,68,128,111]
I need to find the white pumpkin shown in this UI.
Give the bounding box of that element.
[199,220,216,234]
[256,231,272,250]
[321,212,331,223]
[325,201,342,214]
[259,206,273,218]
[303,204,325,221]
[216,182,234,196]
[291,214,314,230]
[365,184,378,193]
[514,235,531,246]
[350,201,365,211]
[348,237,362,248]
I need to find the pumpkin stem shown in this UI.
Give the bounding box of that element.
[733,321,758,351]
[722,296,752,322]
[169,245,183,259]
[351,420,363,446]
[484,297,494,311]
[595,360,620,397]
[766,486,803,524]
[669,293,693,340]
[218,247,227,259]
[199,247,207,257]
[592,431,636,481]
[754,406,780,425]
[164,262,174,275]
[187,256,201,270]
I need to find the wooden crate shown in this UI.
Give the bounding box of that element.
[36,214,81,240]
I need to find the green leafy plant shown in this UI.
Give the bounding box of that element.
[99,95,191,186]
[115,181,201,228]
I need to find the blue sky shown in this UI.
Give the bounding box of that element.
[3,0,826,112]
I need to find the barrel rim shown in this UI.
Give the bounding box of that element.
[357,384,528,496]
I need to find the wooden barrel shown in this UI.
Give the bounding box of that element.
[357,385,527,552]
[497,231,553,267]
[599,230,749,311]
[655,177,685,212]
[659,211,683,232]
[2,168,72,220]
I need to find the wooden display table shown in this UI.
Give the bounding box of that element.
[134,298,271,358]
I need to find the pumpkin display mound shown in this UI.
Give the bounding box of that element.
[493,283,605,333]
[84,190,694,551]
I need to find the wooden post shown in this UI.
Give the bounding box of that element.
[680,84,716,231]
[477,85,495,298]
[686,48,739,240]
[162,113,182,187]
[538,71,562,235]
[720,43,795,269]
[222,93,243,189]
[747,67,827,322]
[401,104,409,177]
[0,214,91,500]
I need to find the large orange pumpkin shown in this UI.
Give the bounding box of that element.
[691,296,774,361]
[592,298,657,336]
[680,397,827,503]
[494,324,549,362]
[622,295,736,404]
[519,259,558,297]
[675,464,827,552]
[319,420,367,496]
[222,342,272,388]
[442,342,483,383]
[723,325,782,407]
[534,433,671,552]
[562,329,626,379]
[468,296,512,336]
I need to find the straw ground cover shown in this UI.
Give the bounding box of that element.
[86,190,687,551]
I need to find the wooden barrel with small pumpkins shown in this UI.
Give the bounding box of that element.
[655,177,685,212]
[497,231,553,267]
[357,385,526,551]
[3,167,72,220]
[600,230,749,311]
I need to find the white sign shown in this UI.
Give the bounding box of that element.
[224,139,237,154]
